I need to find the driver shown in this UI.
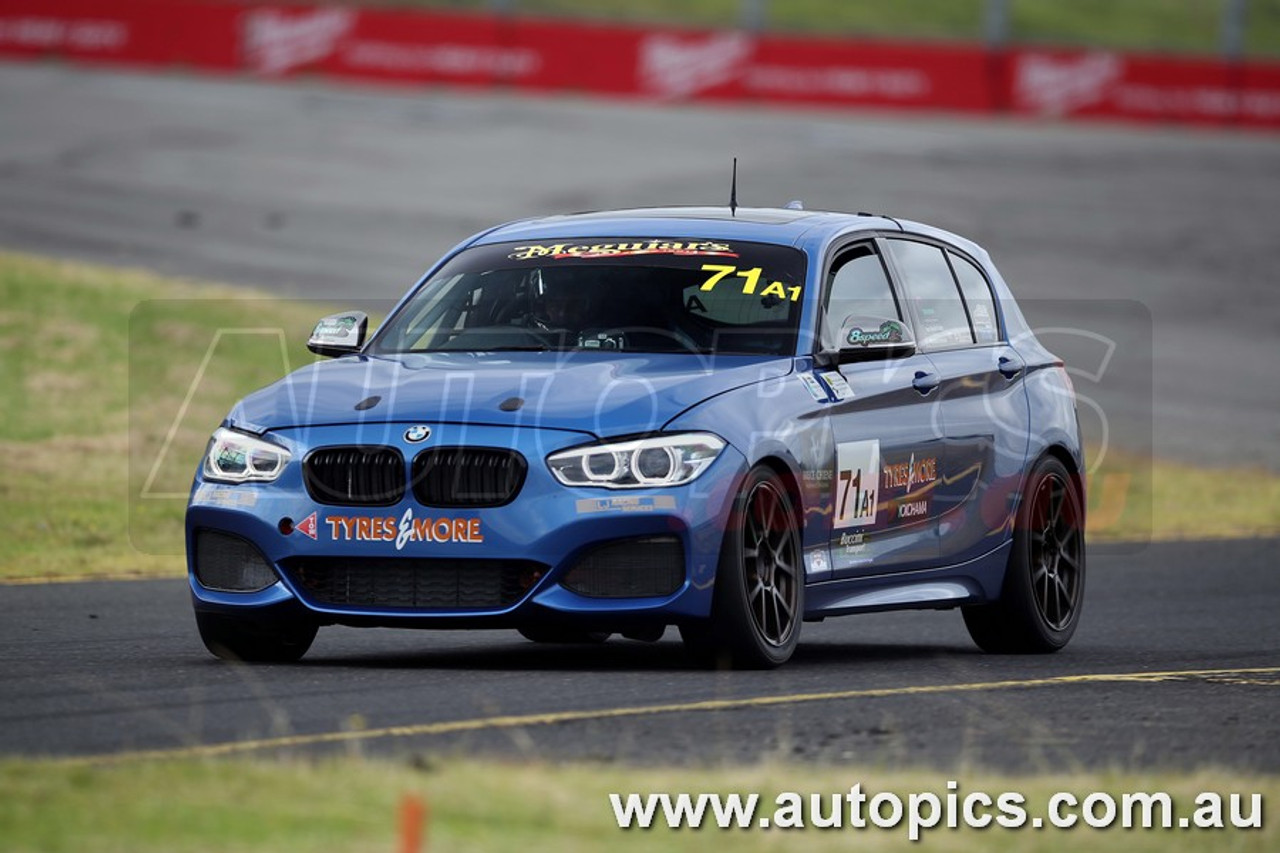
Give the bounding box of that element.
[527,269,589,333]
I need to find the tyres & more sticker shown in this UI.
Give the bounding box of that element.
[324,508,484,551]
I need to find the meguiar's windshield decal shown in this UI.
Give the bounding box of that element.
[509,241,737,261]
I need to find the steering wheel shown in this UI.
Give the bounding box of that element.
[435,325,562,350]
[594,326,703,353]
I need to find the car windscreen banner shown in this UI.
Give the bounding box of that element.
[371,239,808,357]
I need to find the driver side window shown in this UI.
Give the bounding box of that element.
[823,244,900,349]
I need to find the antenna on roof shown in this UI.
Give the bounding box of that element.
[729,157,738,218]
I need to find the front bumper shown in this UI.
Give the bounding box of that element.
[186,423,746,629]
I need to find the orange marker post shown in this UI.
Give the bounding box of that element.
[399,793,428,853]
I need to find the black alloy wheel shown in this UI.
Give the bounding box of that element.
[195,611,318,663]
[963,455,1085,653]
[681,465,803,668]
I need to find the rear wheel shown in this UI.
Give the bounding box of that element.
[682,466,803,669]
[195,612,317,663]
[963,455,1085,653]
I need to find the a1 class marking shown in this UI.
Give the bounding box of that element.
[700,264,802,302]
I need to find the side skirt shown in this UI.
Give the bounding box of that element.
[803,540,1011,619]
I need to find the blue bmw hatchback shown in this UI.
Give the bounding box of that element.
[187,207,1085,668]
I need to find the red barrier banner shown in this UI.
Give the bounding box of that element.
[1240,63,1280,127]
[219,5,993,112]
[1009,48,1280,127]
[623,28,993,111]
[741,34,993,112]
[0,0,236,70]
[244,6,524,86]
[511,17,639,95]
[1,0,1278,130]
[272,9,639,94]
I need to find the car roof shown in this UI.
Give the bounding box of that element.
[471,206,886,246]
[468,206,988,263]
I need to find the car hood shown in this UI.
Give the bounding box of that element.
[228,351,792,438]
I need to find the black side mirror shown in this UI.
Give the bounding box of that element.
[307,311,368,357]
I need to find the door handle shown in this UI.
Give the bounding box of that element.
[998,355,1024,380]
[912,371,940,395]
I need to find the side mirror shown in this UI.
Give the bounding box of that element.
[824,316,916,364]
[307,311,368,357]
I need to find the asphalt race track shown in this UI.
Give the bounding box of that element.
[3,539,1278,770]
[1,63,1278,771]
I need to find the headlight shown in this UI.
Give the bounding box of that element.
[548,433,725,489]
[202,427,291,484]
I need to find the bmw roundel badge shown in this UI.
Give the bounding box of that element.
[404,425,432,443]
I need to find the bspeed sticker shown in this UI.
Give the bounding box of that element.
[834,439,879,529]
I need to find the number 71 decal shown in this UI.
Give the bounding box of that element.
[700,264,803,302]
[834,440,880,528]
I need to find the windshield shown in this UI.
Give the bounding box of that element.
[371,238,807,356]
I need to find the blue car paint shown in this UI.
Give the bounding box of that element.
[227,351,793,437]
[187,207,1082,644]
[188,419,751,626]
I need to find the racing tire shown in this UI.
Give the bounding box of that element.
[681,465,803,669]
[195,612,318,663]
[963,455,1085,654]
[517,626,611,644]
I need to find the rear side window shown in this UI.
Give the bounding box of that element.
[822,243,899,348]
[948,252,1000,344]
[886,239,973,349]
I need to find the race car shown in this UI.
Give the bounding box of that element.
[186,205,1086,668]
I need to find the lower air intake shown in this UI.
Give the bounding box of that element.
[561,536,685,598]
[194,530,278,592]
[282,557,538,609]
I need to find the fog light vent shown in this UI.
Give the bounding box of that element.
[194,530,278,592]
[561,536,684,598]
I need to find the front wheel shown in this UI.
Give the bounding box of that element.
[195,612,317,663]
[682,466,803,669]
[963,455,1086,653]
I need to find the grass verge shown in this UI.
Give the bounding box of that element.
[0,252,328,580]
[0,250,1276,582]
[1,756,1276,852]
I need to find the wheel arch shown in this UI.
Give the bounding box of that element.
[1036,443,1087,527]
[750,453,806,531]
